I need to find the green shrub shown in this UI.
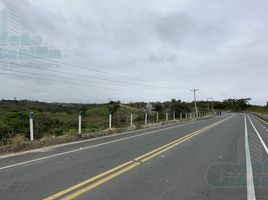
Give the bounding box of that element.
[10,134,27,145]
[53,128,64,136]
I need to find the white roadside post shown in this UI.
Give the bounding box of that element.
[109,111,112,129]
[173,111,175,121]
[180,112,182,120]
[29,112,34,141]
[78,111,82,135]
[156,112,159,123]
[166,112,168,122]
[130,113,133,127]
[145,112,148,125]
[190,113,192,119]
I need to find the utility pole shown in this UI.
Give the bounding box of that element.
[190,88,199,118]
[207,98,213,112]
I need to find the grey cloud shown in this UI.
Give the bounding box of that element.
[1,0,268,105]
[156,12,196,44]
[155,11,232,52]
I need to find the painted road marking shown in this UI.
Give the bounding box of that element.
[244,115,256,200]
[254,115,268,125]
[0,119,201,159]
[258,116,268,125]
[251,115,268,132]
[0,119,207,170]
[44,114,234,200]
[247,115,268,155]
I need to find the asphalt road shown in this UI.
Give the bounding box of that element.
[1,113,268,200]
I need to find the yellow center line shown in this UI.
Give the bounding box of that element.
[45,124,212,200]
[62,131,207,200]
[62,163,141,200]
[43,160,135,200]
[44,114,234,200]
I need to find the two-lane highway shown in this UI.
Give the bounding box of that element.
[1,113,268,199]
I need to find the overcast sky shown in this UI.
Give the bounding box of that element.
[0,0,267,105]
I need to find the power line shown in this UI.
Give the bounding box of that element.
[0,65,185,97]
[1,71,182,103]
[0,48,161,85]
[0,60,174,90]
[0,48,184,89]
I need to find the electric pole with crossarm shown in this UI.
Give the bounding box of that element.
[191,88,199,118]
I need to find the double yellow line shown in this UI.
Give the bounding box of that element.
[44,115,234,200]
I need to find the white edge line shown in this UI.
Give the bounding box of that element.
[247,115,268,155]
[0,119,199,159]
[244,115,256,200]
[0,114,232,170]
[253,115,268,125]
[0,118,208,170]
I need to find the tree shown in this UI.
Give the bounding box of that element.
[222,98,251,111]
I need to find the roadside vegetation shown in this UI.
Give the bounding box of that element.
[0,98,264,146]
